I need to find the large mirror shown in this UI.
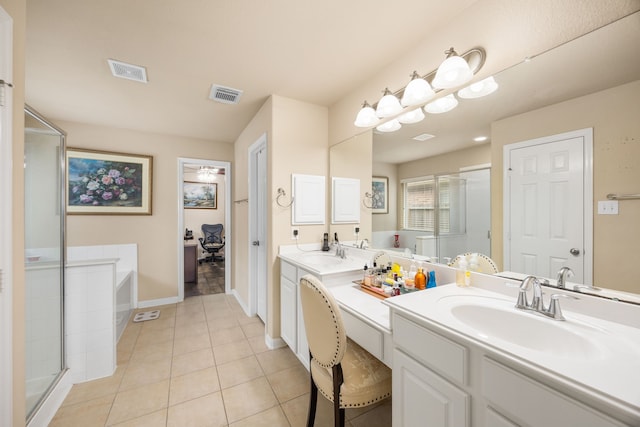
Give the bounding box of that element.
[330,12,640,301]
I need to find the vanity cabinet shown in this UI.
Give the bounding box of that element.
[390,310,631,427]
[280,259,311,369]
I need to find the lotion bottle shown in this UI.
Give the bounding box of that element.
[456,256,470,287]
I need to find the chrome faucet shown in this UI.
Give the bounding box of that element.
[556,266,574,289]
[516,275,578,321]
[334,243,347,259]
[516,275,544,311]
[359,239,369,249]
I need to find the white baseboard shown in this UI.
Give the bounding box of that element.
[265,334,286,350]
[27,370,72,427]
[231,289,254,317]
[137,296,180,309]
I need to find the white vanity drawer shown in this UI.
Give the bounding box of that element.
[482,357,627,427]
[281,260,297,283]
[393,313,468,386]
[341,309,383,360]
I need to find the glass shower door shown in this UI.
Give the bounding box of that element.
[24,106,66,420]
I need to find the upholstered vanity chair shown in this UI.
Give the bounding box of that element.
[299,274,392,427]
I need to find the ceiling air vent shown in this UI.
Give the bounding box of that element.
[107,59,148,83]
[413,133,436,142]
[209,85,243,105]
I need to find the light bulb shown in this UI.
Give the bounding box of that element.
[376,88,403,118]
[424,94,458,114]
[376,119,401,133]
[401,72,435,106]
[354,101,378,127]
[458,76,498,99]
[432,48,473,89]
[398,108,425,124]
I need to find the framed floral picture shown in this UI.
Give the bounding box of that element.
[183,181,217,209]
[66,148,153,215]
[371,176,388,214]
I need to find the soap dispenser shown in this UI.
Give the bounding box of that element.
[456,256,470,287]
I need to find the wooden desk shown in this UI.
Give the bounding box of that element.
[184,243,198,283]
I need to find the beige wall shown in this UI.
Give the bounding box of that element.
[270,96,328,338]
[232,95,328,340]
[330,131,373,240]
[3,0,27,423]
[491,80,640,294]
[60,121,233,301]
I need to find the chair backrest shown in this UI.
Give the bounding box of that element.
[299,274,347,369]
[201,223,223,244]
[448,252,499,274]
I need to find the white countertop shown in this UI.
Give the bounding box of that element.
[330,283,392,332]
[384,285,640,419]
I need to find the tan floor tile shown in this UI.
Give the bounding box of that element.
[267,364,309,403]
[248,335,269,354]
[173,331,211,356]
[282,393,355,427]
[202,293,228,304]
[107,380,170,425]
[349,398,392,427]
[130,339,174,363]
[50,393,114,427]
[213,340,253,365]
[256,347,300,375]
[175,309,207,326]
[176,301,204,315]
[229,405,290,427]
[210,325,246,346]
[221,377,278,423]
[119,358,172,391]
[140,314,176,331]
[204,305,235,320]
[240,321,264,338]
[136,327,175,347]
[169,366,220,406]
[171,348,215,377]
[217,355,264,389]
[180,295,203,305]
[235,314,262,326]
[167,391,227,427]
[174,320,209,338]
[206,314,239,330]
[110,409,167,427]
[62,366,125,406]
[117,348,133,365]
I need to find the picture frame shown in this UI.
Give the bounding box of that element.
[67,148,153,215]
[371,176,389,214]
[183,181,217,209]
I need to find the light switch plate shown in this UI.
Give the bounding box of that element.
[597,200,619,215]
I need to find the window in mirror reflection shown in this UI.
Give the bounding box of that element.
[403,177,466,235]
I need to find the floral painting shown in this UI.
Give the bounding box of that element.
[67,148,153,214]
[184,181,217,209]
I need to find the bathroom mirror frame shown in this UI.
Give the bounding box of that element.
[329,12,640,303]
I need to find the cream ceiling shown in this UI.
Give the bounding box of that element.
[24,0,639,149]
[25,0,478,142]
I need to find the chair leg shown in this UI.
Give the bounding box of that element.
[332,364,345,427]
[307,365,318,427]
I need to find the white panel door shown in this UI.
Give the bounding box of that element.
[250,135,268,322]
[506,133,588,282]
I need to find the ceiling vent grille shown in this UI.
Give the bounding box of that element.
[107,59,148,83]
[209,85,243,104]
[413,133,436,141]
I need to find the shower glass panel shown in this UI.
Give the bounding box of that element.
[24,106,66,420]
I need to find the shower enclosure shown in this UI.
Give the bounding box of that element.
[24,106,66,421]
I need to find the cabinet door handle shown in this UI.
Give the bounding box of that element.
[252,241,260,246]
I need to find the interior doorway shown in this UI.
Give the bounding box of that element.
[249,134,267,321]
[504,128,593,284]
[177,158,231,300]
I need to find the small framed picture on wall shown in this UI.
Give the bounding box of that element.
[371,176,388,214]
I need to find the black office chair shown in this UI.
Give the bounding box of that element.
[198,223,225,263]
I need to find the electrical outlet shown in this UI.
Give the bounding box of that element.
[291,228,299,239]
[597,200,619,215]
[354,226,360,236]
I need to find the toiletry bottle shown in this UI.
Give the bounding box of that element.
[363,265,371,286]
[414,266,426,290]
[427,270,437,289]
[469,253,479,272]
[456,256,470,287]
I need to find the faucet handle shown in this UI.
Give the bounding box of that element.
[545,293,579,321]
[515,289,528,309]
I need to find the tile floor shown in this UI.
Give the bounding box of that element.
[184,259,226,297]
[50,293,391,426]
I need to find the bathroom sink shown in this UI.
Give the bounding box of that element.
[295,253,345,266]
[438,295,606,360]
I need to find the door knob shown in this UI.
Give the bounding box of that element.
[252,241,260,246]
[569,248,580,256]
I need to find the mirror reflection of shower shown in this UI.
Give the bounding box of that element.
[24,106,66,421]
